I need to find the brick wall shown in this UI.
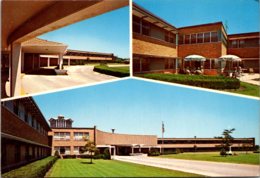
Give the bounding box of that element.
[1,106,50,146]
[96,129,157,145]
[133,34,177,58]
[178,42,223,58]
[228,48,259,58]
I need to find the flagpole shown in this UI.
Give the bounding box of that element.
[162,121,164,155]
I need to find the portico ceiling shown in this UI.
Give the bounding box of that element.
[2,0,128,50]
[22,38,68,54]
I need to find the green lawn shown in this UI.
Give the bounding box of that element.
[93,65,129,77]
[224,82,260,97]
[159,153,260,165]
[47,159,201,177]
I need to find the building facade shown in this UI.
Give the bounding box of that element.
[1,97,52,173]
[49,116,159,156]
[158,138,255,152]
[132,3,259,75]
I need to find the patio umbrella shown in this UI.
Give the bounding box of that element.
[219,55,241,75]
[184,55,206,61]
[219,54,241,62]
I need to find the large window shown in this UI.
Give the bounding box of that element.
[133,15,141,33]
[204,32,210,43]
[191,34,197,44]
[165,32,176,43]
[184,34,190,44]
[211,32,218,42]
[197,33,203,43]
[178,34,184,44]
[74,132,89,141]
[142,21,150,36]
[54,132,70,141]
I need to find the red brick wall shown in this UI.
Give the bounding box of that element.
[178,43,224,58]
[228,48,259,58]
[178,23,224,34]
[1,106,50,146]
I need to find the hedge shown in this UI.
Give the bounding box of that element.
[139,74,240,89]
[93,65,129,77]
[2,156,58,178]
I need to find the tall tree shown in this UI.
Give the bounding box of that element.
[221,128,235,150]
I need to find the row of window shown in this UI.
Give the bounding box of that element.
[178,31,221,45]
[133,15,176,44]
[158,140,253,144]
[3,101,48,136]
[229,39,259,48]
[53,132,90,141]
[54,146,81,154]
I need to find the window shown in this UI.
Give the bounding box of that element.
[13,101,19,115]
[18,104,25,121]
[54,132,70,140]
[133,15,141,33]
[211,31,218,42]
[3,101,14,112]
[165,32,175,44]
[191,34,196,44]
[142,21,150,36]
[178,34,184,44]
[204,32,210,43]
[239,40,245,48]
[28,113,32,126]
[197,33,203,43]
[74,132,89,141]
[74,146,80,154]
[150,25,165,40]
[184,34,190,44]
[230,40,237,48]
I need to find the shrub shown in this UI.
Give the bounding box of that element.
[54,150,60,157]
[94,65,129,77]
[148,148,160,156]
[2,156,58,178]
[103,148,111,160]
[138,74,240,89]
[220,148,227,157]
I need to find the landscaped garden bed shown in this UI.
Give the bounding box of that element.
[94,65,129,77]
[2,156,58,178]
[138,73,240,89]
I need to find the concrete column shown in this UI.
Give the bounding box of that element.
[139,146,141,153]
[21,52,24,73]
[131,147,134,154]
[11,43,22,97]
[68,58,70,66]
[209,59,212,70]
[109,147,111,155]
[47,57,50,67]
[58,53,63,69]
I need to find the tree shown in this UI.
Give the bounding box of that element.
[81,140,98,164]
[221,128,235,150]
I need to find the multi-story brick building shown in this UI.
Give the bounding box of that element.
[132,3,259,75]
[1,97,52,173]
[158,138,255,152]
[49,116,159,156]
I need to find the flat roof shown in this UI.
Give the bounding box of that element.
[158,137,254,140]
[178,21,224,30]
[67,49,114,56]
[228,32,259,40]
[133,3,177,33]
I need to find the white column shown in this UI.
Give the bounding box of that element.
[131,147,134,154]
[68,58,70,66]
[209,59,212,70]
[47,57,50,67]
[11,43,22,97]
[58,53,63,69]
[109,147,111,155]
[21,52,24,73]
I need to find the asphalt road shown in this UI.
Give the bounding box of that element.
[114,155,260,177]
[21,65,117,95]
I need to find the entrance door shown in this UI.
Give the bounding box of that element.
[60,147,65,154]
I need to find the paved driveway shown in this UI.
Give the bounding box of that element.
[114,156,260,177]
[20,65,117,95]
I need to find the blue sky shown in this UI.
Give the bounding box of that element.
[134,0,259,34]
[34,79,260,144]
[39,6,129,58]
